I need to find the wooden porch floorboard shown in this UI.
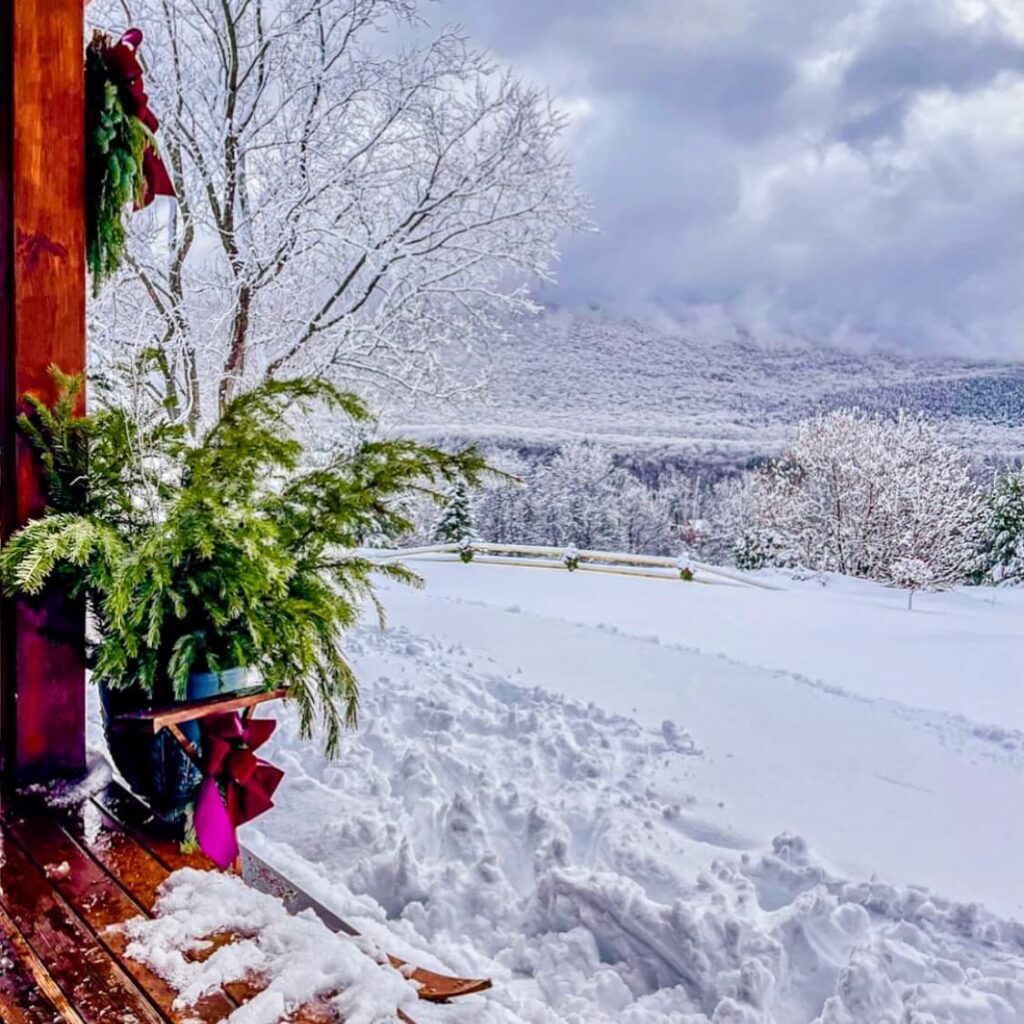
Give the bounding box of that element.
[1,762,491,1022]
[0,773,380,1022]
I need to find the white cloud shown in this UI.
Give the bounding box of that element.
[438,0,1023,356]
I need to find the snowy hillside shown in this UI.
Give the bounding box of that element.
[393,312,1024,468]
[135,562,1024,1023]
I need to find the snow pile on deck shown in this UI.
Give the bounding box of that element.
[117,867,417,1024]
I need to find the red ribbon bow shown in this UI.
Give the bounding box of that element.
[104,28,175,208]
[194,712,285,869]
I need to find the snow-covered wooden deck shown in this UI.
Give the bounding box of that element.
[0,769,489,1022]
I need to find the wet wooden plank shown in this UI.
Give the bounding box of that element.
[95,782,439,1020]
[57,798,300,1017]
[0,823,166,1023]
[0,906,71,1024]
[3,808,236,1023]
[51,796,169,913]
[0,782,358,1023]
[90,783,216,874]
[83,786,348,1021]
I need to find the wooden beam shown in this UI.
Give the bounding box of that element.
[0,0,87,784]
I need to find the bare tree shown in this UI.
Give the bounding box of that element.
[88,0,588,426]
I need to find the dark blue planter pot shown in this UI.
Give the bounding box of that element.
[99,667,249,827]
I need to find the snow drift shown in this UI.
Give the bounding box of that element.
[90,566,1024,1021]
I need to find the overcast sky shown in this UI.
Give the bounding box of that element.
[434,0,1023,357]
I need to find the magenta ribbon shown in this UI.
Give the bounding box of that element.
[194,712,285,869]
[103,28,176,208]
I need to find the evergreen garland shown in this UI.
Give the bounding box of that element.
[675,554,695,582]
[85,32,155,294]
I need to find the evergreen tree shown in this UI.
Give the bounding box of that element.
[972,468,1024,585]
[433,479,475,544]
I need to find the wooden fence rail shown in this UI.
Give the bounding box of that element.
[366,543,779,590]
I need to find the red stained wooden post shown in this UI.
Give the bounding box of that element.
[0,0,87,783]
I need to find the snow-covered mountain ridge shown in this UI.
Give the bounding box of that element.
[394,312,1024,468]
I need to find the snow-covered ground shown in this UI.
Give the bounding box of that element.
[230,563,1024,1022]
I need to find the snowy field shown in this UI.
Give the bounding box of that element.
[250,564,1023,1022]
[91,562,1024,1022]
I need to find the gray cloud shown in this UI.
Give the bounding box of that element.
[431,0,1024,356]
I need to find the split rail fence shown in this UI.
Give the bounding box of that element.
[368,542,778,590]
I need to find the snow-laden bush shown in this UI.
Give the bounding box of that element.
[716,410,980,584]
[972,468,1024,586]
[403,414,996,586]
[889,556,942,609]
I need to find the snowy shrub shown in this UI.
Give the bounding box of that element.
[972,467,1024,586]
[718,410,979,584]
[472,442,684,555]
[714,466,801,570]
[733,527,797,571]
[889,556,940,609]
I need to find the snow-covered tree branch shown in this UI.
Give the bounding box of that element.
[88,0,589,426]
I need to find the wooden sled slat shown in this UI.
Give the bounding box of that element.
[7,788,353,1023]
[97,777,492,1005]
[118,685,290,731]
[81,786,349,1019]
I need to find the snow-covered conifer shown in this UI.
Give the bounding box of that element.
[972,468,1024,586]
[433,479,475,545]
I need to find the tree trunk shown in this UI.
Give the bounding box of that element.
[219,283,251,413]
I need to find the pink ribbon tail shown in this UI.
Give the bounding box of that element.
[194,776,240,870]
[193,711,284,869]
